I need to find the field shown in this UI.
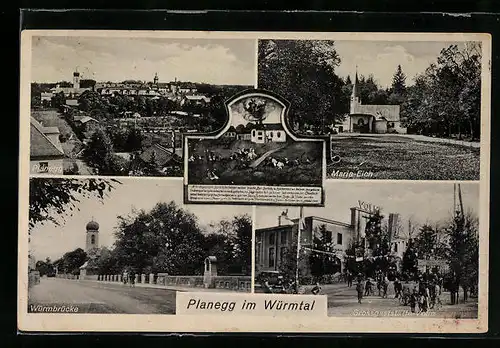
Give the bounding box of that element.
[187,138,324,186]
[329,135,480,180]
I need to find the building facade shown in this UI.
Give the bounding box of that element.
[343,70,407,134]
[250,123,287,144]
[255,205,406,276]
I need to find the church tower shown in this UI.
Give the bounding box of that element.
[350,67,360,114]
[85,219,99,252]
[154,72,159,85]
[73,69,81,89]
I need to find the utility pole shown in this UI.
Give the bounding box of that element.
[295,206,304,293]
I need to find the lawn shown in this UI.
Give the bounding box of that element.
[187,138,324,186]
[329,135,480,180]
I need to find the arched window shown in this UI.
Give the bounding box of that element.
[270,132,274,137]
[91,235,95,244]
[277,131,281,138]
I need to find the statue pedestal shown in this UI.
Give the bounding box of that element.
[203,256,218,288]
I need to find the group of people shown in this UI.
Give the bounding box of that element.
[350,269,444,313]
[121,269,136,288]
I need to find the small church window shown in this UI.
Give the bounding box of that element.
[91,235,95,244]
[270,132,274,137]
[277,132,281,138]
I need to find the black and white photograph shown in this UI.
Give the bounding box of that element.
[258,40,482,180]
[254,181,480,318]
[184,89,327,206]
[29,36,255,177]
[27,178,252,314]
[186,91,324,187]
[19,30,490,334]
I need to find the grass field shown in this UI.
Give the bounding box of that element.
[188,138,324,186]
[329,135,480,180]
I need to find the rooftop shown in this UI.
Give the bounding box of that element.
[30,117,65,158]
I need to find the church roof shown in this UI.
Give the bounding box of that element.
[351,104,401,122]
[86,220,99,231]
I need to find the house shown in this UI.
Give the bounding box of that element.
[250,123,287,144]
[181,95,211,106]
[255,205,409,275]
[65,99,79,107]
[223,126,237,139]
[74,116,100,136]
[41,92,53,102]
[255,213,354,274]
[345,70,407,134]
[139,143,178,168]
[235,124,251,140]
[30,117,65,174]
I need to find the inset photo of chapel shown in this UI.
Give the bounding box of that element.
[258,39,482,180]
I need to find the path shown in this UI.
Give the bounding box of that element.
[332,133,480,148]
[249,145,287,168]
[28,277,177,314]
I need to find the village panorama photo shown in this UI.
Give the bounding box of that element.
[29,36,255,177]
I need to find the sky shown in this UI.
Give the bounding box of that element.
[31,36,256,86]
[30,178,252,261]
[255,182,479,234]
[334,41,470,88]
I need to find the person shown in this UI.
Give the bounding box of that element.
[263,280,273,294]
[122,270,128,285]
[394,276,402,299]
[410,288,418,313]
[347,271,353,288]
[364,278,373,296]
[311,282,321,295]
[356,280,364,304]
[382,275,389,299]
[434,282,442,309]
[129,271,135,288]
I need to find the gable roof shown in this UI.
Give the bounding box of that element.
[30,117,65,159]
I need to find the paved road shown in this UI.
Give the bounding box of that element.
[324,283,478,318]
[257,282,478,318]
[28,277,177,314]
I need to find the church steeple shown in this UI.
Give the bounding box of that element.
[350,66,360,114]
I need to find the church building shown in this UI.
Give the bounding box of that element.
[343,70,407,134]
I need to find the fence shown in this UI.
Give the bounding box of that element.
[89,273,251,291]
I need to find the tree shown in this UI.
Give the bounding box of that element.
[401,239,418,278]
[401,43,481,139]
[391,64,407,95]
[203,214,252,275]
[445,211,479,303]
[113,202,206,275]
[258,39,346,131]
[51,91,66,110]
[59,248,87,275]
[82,128,120,175]
[309,225,341,281]
[125,128,143,152]
[35,257,56,277]
[413,224,438,259]
[29,178,120,230]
